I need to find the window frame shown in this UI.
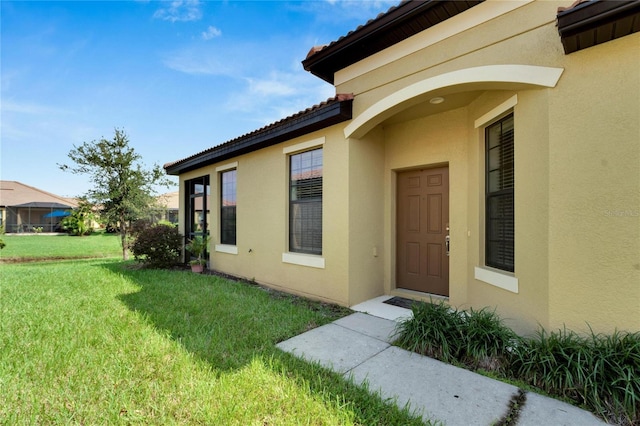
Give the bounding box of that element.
[288,147,323,256]
[185,175,210,261]
[473,95,518,293]
[219,168,237,246]
[485,113,515,273]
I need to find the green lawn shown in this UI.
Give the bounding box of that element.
[0,232,122,261]
[1,259,427,425]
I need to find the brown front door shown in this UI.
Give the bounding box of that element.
[396,167,449,296]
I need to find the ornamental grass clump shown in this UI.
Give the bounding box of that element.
[394,300,464,363]
[461,307,519,373]
[396,301,640,423]
[510,327,640,425]
[394,300,517,372]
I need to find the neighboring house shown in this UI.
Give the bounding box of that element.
[153,191,180,225]
[0,181,78,233]
[165,0,640,335]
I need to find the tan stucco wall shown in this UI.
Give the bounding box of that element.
[179,126,353,306]
[176,0,639,334]
[466,90,552,335]
[334,0,639,334]
[547,32,640,334]
[347,127,386,305]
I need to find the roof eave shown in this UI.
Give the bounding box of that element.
[164,97,353,176]
[557,0,640,54]
[302,0,484,84]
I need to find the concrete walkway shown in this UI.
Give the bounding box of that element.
[276,297,605,426]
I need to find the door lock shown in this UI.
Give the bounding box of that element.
[445,223,450,256]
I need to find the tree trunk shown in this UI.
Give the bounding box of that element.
[121,231,128,260]
[120,212,129,261]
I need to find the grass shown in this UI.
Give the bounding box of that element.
[0,232,122,261]
[1,259,427,425]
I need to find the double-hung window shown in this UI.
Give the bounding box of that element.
[485,113,515,272]
[289,148,322,255]
[220,169,236,245]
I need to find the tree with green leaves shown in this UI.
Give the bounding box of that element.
[60,199,96,236]
[59,129,171,260]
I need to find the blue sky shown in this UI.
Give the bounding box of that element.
[1,0,395,197]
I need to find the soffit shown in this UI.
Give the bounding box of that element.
[557,0,640,54]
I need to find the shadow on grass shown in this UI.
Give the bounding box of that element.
[108,262,427,425]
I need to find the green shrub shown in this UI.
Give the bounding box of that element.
[510,327,640,425]
[131,224,182,269]
[61,202,95,236]
[461,307,519,372]
[395,300,464,363]
[394,301,516,372]
[157,219,176,228]
[396,301,639,424]
[130,218,154,236]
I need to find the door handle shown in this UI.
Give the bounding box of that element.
[445,235,450,256]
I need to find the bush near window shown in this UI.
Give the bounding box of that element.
[131,224,182,269]
[395,301,639,425]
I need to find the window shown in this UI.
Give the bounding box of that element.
[220,169,236,245]
[485,113,514,272]
[289,148,322,255]
[185,175,210,242]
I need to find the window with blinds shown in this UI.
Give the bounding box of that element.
[220,169,236,245]
[486,114,514,272]
[289,148,322,255]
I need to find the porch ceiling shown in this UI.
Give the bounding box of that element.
[381,91,483,127]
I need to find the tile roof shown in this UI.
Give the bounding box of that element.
[164,94,353,175]
[302,0,484,84]
[557,0,640,54]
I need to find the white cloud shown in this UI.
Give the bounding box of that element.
[163,48,236,75]
[1,100,69,115]
[153,0,202,23]
[201,25,221,40]
[226,69,335,128]
[245,73,297,97]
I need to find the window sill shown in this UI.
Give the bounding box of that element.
[474,266,518,294]
[215,244,238,255]
[282,252,325,269]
